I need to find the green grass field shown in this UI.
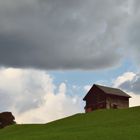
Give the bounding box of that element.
[0,106,140,140]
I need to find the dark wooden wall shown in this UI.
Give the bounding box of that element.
[85,86,106,112]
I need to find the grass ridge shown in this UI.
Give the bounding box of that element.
[0,106,140,140]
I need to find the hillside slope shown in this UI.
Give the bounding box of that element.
[0,106,140,140]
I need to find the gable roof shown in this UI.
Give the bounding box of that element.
[83,84,131,100]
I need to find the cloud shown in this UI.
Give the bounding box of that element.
[113,72,136,87]
[0,68,83,123]
[113,71,140,107]
[84,85,91,92]
[120,0,140,66]
[128,92,140,107]
[118,73,140,95]
[0,0,134,70]
[113,71,140,95]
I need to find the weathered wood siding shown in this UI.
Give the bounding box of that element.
[106,95,129,109]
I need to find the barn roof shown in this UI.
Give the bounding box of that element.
[95,84,131,97]
[83,84,131,100]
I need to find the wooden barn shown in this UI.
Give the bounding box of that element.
[83,84,131,113]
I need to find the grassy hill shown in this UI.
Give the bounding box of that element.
[0,106,140,140]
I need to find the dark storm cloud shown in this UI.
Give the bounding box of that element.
[119,74,140,94]
[0,0,137,70]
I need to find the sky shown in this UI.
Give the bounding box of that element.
[0,0,140,123]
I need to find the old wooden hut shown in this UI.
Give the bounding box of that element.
[83,84,131,113]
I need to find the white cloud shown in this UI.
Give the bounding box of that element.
[129,92,140,107]
[113,71,140,107]
[113,72,136,87]
[0,68,83,123]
